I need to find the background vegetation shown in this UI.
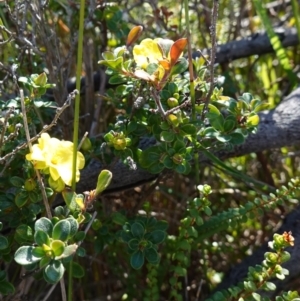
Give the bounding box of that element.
[0,0,300,300]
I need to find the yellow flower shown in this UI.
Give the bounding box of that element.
[133,38,164,69]
[26,133,85,186]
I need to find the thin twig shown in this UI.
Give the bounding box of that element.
[78,131,89,150]
[0,107,15,157]
[77,211,97,248]
[20,89,52,218]
[41,283,58,301]
[59,277,67,301]
[164,99,191,116]
[0,90,77,163]
[202,0,219,120]
[151,88,166,117]
[195,279,203,301]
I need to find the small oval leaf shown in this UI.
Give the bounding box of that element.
[131,222,145,239]
[130,250,144,269]
[35,217,53,236]
[52,220,71,242]
[43,260,65,284]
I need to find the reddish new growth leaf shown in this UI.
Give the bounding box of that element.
[170,38,187,67]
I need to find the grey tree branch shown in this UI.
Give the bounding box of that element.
[78,87,300,193]
[200,27,299,64]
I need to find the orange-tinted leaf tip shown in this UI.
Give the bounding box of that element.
[159,59,171,71]
[126,25,143,47]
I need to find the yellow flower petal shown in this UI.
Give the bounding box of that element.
[26,133,85,186]
[133,38,163,69]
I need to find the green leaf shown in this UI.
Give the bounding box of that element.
[35,217,53,236]
[131,222,145,239]
[56,244,78,260]
[14,246,41,266]
[95,170,113,196]
[121,230,134,243]
[109,74,127,85]
[66,217,79,239]
[62,189,78,212]
[43,260,65,284]
[9,176,24,187]
[247,114,260,127]
[76,247,86,257]
[102,51,115,60]
[0,270,6,282]
[148,230,166,244]
[144,247,159,264]
[223,117,236,132]
[34,230,50,247]
[160,131,175,142]
[155,221,168,231]
[229,132,245,145]
[73,231,86,242]
[130,250,144,269]
[51,240,65,257]
[180,124,197,136]
[15,191,28,208]
[170,57,188,75]
[195,103,221,115]
[208,113,224,131]
[139,147,161,168]
[0,280,15,295]
[253,103,269,113]
[148,163,165,174]
[52,220,71,242]
[263,281,276,291]
[70,261,85,278]
[98,57,124,71]
[32,246,45,258]
[54,206,65,217]
[162,156,174,169]
[0,236,8,250]
[112,212,127,225]
[128,238,139,250]
[174,266,187,277]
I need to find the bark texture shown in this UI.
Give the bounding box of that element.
[78,87,300,192]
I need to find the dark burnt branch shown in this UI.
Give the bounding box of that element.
[78,87,300,193]
[201,27,299,64]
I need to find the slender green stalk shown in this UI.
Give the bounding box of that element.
[253,0,298,87]
[184,0,199,183]
[70,1,86,300]
[72,1,86,191]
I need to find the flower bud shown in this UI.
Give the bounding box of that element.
[113,137,127,150]
[167,114,180,127]
[81,137,92,151]
[172,153,183,165]
[33,72,47,87]
[24,178,37,191]
[167,97,179,108]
